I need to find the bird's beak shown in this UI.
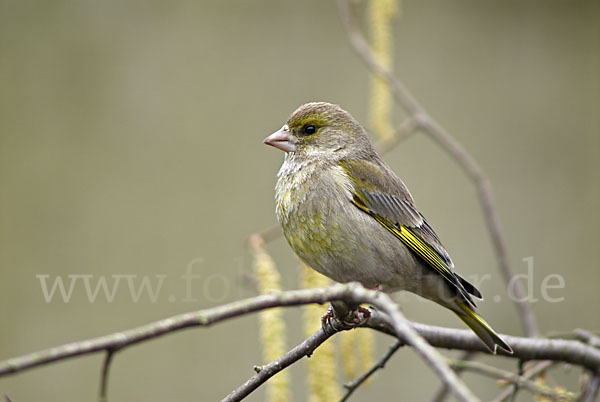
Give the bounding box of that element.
[263,125,296,153]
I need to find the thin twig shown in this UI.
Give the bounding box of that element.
[508,360,526,402]
[98,349,115,402]
[246,225,282,249]
[340,339,404,402]
[490,361,555,402]
[430,351,477,402]
[222,327,334,402]
[336,0,538,338]
[373,116,418,154]
[573,329,600,349]
[447,359,578,401]
[578,371,600,402]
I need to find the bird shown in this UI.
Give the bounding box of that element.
[263,102,512,354]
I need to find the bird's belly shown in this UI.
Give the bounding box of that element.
[282,198,426,291]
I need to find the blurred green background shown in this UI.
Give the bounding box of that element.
[1,1,598,401]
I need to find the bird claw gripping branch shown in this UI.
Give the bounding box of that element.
[321,305,372,335]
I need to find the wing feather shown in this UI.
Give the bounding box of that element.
[341,159,480,307]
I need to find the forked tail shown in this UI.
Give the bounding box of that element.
[454,301,513,354]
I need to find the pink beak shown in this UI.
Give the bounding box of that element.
[263,125,296,153]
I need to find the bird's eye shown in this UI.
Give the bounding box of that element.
[303,125,317,135]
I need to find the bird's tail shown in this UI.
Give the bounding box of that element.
[454,301,513,354]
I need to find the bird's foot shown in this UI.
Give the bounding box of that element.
[321,305,339,334]
[321,304,371,334]
[348,306,371,326]
[321,305,334,328]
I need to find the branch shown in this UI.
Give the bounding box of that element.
[340,340,404,402]
[1,285,599,401]
[336,0,538,337]
[222,327,333,402]
[334,290,480,401]
[364,312,600,371]
[579,372,600,402]
[548,329,600,349]
[98,349,115,402]
[490,361,555,402]
[246,225,282,248]
[373,116,418,154]
[225,306,600,402]
[572,329,600,349]
[0,283,476,401]
[447,359,578,401]
[509,360,526,402]
[430,351,477,402]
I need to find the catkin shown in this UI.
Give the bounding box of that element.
[301,264,341,402]
[254,247,291,402]
[369,0,399,141]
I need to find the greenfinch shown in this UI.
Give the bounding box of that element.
[264,102,512,354]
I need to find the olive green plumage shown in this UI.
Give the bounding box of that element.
[264,102,512,354]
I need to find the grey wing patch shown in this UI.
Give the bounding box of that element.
[363,192,454,268]
[362,192,423,227]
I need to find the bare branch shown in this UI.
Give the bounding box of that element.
[365,314,600,371]
[373,116,418,154]
[98,349,115,402]
[246,226,282,250]
[508,360,526,402]
[578,371,600,402]
[336,0,538,337]
[430,351,477,402]
[343,293,480,401]
[1,290,598,378]
[447,359,578,401]
[1,285,599,401]
[0,283,477,402]
[573,329,600,349]
[222,327,333,402]
[340,339,404,402]
[1,287,351,377]
[226,306,600,402]
[490,361,555,402]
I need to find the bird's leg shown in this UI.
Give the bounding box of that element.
[343,284,379,325]
[321,300,372,334]
[321,301,353,334]
[340,284,377,326]
[319,282,383,331]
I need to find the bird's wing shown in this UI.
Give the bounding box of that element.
[339,159,481,306]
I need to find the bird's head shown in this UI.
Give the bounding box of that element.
[264,102,374,160]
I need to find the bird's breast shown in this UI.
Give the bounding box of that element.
[274,160,368,279]
[275,159,351,226]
